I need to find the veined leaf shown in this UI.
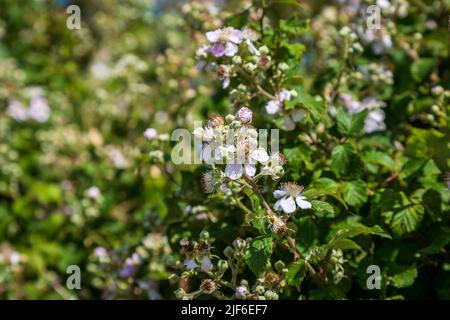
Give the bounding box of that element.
[311,200,335,218]
[328,225,391,249]
[341,180,368,207]
[336,108,368,136]
[244,237,273,276]
[331,143,355,177]
[286,259,306,291]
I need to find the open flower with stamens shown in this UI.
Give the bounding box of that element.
[206,27,243,57]
[224,147,270,180]
[273,182,311,214]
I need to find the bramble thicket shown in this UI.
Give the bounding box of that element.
[0,0,449,299]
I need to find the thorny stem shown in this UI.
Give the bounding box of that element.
[256,84,276,100]
[286,236,300,260]
[241,176,302,261]
[231,188,254,215]
[243,173,274,215]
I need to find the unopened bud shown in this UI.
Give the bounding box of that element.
[264,290,279,300]
[255,285,265,295]
[225,114,236,123]
[218,259,229,272]
[278,62,289,71]
[224,246,234,259]
[232,55,242,65]
[243,62,257,73]
[274,260,285,272]
[199,230,209,240]
[233,238,246,249]
[259,45,269,55]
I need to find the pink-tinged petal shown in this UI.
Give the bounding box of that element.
[280,196,297,214]
[206,30,220,43]
[229,29,243,44]
[296,196,312,209]
[265,100,280,114]
[196,61,206,70]
[244,163,256,177]
[210,43,226,57]
[273,190,286,199]
[223,42,238,57]
[284,115,296,131]
[225,163,244,180]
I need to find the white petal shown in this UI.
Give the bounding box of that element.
[244,163,256,177]
[225,163,244,180]
[296,196,312,209]
[274,199,282,211]
[278,90,292,101]
[250,148,270,163]
[273,190,286,199]
[184,259,198,270]
[201,256,213,272]
[291,110,306,122]
[201,144,212,162]
[280,196,297,214]
[246,39,260,56]
[223,77,230,89]
[284,115,296,131]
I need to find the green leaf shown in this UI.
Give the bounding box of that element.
[244,237,273,276]
[285,86,325,123]
[279,17,308,35]
[390,204,424,236]
[420,227,450,256]
[331,142,355,177]
[332,225,391,242]
[391,266,418,288]
[313,177,339,193]
[399,158,428,180]
[328,225,391,249]
[311,200,335,218]
[273,0,304,8]
[410,58,434,82]
[362,150,394,171]
[286,259,306,291]
[341,180,368,207]
[244,188,266,232]
[336,108,368,136]
[331,238,362,251]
